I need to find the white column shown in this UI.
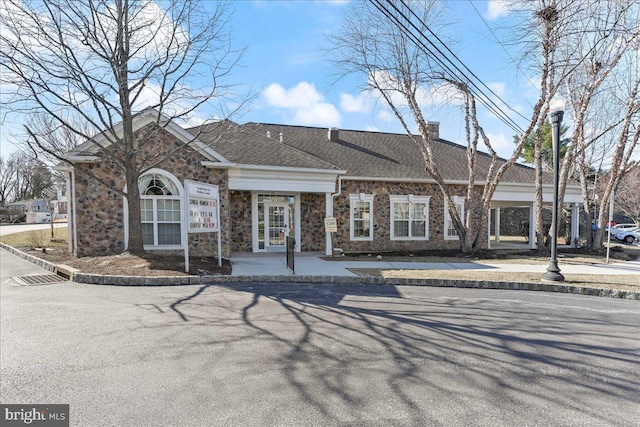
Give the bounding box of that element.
[495,207,501,243]
[487,208,492,249]
[570,203,580,248]
[325,193,333,256]
[529,202,537,249]
[65,172,73,255]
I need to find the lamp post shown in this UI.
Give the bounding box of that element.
[542,96,566,282]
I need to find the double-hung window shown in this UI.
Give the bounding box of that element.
[390,195,430,240]
[349,193,374,241]
[139,172,182,247]
[444,196,464,240]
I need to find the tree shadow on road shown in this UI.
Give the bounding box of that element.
[167,282,640,425]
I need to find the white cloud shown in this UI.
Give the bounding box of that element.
[377,109,396,123]
[262,81,341,127]
[486,132,516,158]
[293,103,340,127]
[263,82,324,109]
[340,92,374,113]
[487,82,507,97]
[486,0,511,20]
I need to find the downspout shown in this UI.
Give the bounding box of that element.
[332,175,342,202]
[71,168,78,257]
[326,175,343,256]
[65,171,72,255]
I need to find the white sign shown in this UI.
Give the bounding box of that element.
[324,217,337,233]
[185,180,219,233]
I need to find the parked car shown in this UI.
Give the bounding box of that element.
[609,223,638,237]
[615,227,640,243]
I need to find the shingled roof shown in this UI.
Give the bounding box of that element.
[239,123,554,185]
[188,122,340,171]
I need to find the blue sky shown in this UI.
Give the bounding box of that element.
[223,0,532,159]
[1,0,535,160]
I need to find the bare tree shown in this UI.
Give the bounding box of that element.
[0,0,245,254]
[612,165,640,223]
[0,156,15,206]
[328,0,550,252]
[0,151,53,203]
[555,0,640,247]
[19,113,90,166]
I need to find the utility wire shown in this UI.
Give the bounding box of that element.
[370,0,526,135]
[371,0,523,134]
[467,0,537,109]
[385,0,525,133]
[398,0,529,122]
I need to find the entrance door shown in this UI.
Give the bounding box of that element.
[266,203,289,251]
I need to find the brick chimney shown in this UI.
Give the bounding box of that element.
[427,121,439,140]
[328,127,339,142]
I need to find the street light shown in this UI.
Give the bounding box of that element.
[542,96,566,282]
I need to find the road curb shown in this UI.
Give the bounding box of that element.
[2,242,639,300]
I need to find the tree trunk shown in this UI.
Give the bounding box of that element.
[125,157,144,255]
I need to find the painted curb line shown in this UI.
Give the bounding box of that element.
[2,242,639,300]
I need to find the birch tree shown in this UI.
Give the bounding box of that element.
[557,0,640,247]
[329,0,550,252]
[0,0,245,254]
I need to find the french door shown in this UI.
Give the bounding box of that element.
[265,203,290,251]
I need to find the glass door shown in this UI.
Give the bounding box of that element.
[266,203,289,251]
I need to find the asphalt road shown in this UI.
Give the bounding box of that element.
[1,248,639,426]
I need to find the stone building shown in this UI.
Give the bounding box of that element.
[57,110,584,258]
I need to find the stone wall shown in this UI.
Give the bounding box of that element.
[221,182,487,254]
[300,193,326,252]
[329,180,477,253]
[74,125,230,257]
[229,191,252,252]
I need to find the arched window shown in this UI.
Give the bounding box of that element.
[138,172,182,246]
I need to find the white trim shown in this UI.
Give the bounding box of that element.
[201,161,238,169]
[389,195,431,241]
[63,155,101,163]
[124,168,185,251]
[68,109,229,163]
[229,167,341,193]
[346,175,583,191]
[251,192,301,253]
[233,163,346,174]
[444,196,464,240]
[349,193,374,241]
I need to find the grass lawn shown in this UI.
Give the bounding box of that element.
[1,226,68,249]
[348,268,640,291]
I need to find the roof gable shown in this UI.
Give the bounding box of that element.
[67,110,230,163]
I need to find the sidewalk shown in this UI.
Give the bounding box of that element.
[2,244,638,299]
[230,251,640,277]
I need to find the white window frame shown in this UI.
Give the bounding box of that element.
[349,193,374,241]
[123,169,185,251]
[390,195,430,240]
[444,196,464,240]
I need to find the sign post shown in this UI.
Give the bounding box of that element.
[324,217,337,257]
[184,180,221,273]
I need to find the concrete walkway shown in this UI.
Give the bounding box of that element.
[230,251,640,277]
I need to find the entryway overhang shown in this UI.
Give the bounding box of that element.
[223,164,347,193]
[489,182,584,250]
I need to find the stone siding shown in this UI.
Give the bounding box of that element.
[300,193,326,252]
[74,125,230,257]
[229,191,252,252]
[329,180,475,253]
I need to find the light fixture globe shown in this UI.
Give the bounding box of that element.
[549,95,566,114]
